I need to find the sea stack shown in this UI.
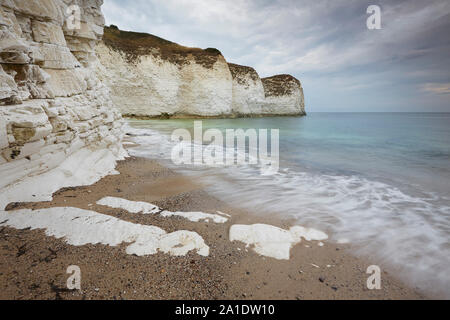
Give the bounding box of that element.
[261,75,306,116]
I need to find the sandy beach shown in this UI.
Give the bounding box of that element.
[0,156,426,300]
[1,0,449,304]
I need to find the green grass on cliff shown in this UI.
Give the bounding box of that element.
[103,25,222,68]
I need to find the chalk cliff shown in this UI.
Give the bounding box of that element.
[97,26,305,118]
[261,75,305,116]
[228,63,265,116]
[0,0,126,208]
[96,26,233,118]
[0,2,305,206]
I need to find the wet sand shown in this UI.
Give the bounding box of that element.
[0,156,426,300]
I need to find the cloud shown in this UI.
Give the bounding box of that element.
[421,83,450,95]
[102,0,450,112]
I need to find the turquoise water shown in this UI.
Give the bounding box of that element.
[127,113,450,297]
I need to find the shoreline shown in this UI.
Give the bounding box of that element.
[0,156,427,300]
[122,112,307,120]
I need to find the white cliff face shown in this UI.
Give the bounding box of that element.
[228,63,265,116]
[261,75,306,116]
[96,28,233,118]
[0,0,126,209]
[96,26,305,118]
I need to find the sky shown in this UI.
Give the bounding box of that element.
[102,0,450,112]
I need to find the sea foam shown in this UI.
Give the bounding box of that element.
[124,122,450,297]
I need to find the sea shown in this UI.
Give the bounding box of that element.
[126,112,450,297]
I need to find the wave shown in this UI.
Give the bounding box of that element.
[124,124,450,297]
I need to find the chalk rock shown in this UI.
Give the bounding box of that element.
[0,6,11,27]
[2,64,54,99]
[261,75,306,116]
[96,27,233,118]
[228,63,265,116]
[0,0,125,198]
[2,0,63,23]
[0,116,8,149]
[0,64,18,101]
[38,43,80,69]
[31,20,66,46]
[230,224,327,260]
[0,28,29,64]
[96,26,305,118]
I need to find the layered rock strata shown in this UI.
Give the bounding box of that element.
[96,26,305,118]
[0,0,126,208]
[96,26,233,118]
[261,75,305,116]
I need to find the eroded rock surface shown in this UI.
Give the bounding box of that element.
[96,26,233,118]
[96,26,305,118]
[261,74,305,116]
[0,0,125,198]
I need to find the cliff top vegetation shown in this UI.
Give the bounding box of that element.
[103,25,222,68]
[261,74,302,97]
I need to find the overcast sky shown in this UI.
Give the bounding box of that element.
[102,0,450,112]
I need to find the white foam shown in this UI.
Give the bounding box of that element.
[229,224,327,260]
[123,123,450,296]
[290,225,328,242]
[0,207,209,257]
[96,196,228,223]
